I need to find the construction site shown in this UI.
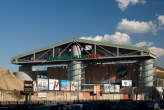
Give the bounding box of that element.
[1,38,164,109]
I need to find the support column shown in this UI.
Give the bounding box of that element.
[94,44,96,54]
[142,59,155,87]
[68,45,83,91]
[117,48,119,56]
[142,59,155,100]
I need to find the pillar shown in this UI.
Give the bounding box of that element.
[142,59,155,87]
[68,45,83,91]
[142,59,155,100]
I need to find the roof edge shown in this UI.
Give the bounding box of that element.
[11,39,74,60]
[11,38,151,60]
[74,38,150,52]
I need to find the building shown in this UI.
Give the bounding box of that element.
[11,38,157,98]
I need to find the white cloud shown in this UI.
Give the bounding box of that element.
[149,47,164,57]
[80,32,131,44]
[135,41,153,47]
[134,41,164,57]
[115,0,146,11]
[117,18,157,34]
[158,15,164,29]
[80,33,164,57]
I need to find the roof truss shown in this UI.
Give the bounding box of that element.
[11,38,156,65]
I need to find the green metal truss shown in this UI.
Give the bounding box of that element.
[11,38,150,60]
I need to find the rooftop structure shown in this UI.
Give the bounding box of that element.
[11,38,156,65]
[11,38,157,98]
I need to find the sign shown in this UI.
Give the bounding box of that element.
[38,93,47,98]
[48,55,87,61]
[115,85,120,93]
[49,79,59,90]
[83,93,90,98]
[94,85,101,99]
[109,84,115,93]
[88,53,100,59]
[94,85,100,94]
[71,81,78,91]
[37,78,48,91]
[122,80,132,87]
[60,80,70,91]
[104,84,110,93]
[47,53,101,61]
[24,81,33,93]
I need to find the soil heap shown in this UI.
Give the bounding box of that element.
[0,67,23,90]
[156,66,164,79]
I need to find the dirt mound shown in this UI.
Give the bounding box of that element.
[156,67,164,79]
[0,67,23,91]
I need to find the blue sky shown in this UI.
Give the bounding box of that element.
[0,0,164,72]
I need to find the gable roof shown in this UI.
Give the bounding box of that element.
[74,38,149,51]
[11,38,150,60]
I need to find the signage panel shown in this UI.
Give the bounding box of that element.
[47,53,101,61]
[38,93,47,98]
[109,84,115,93]
[24,81,33,93]
[115,85,120,93]
[71,81,78,91]
[49,79,59,91]
[94,85,100,94]
[104,84,110,93]
[37,78,48,91]
[122,80,132,87]
[60,80,70,91]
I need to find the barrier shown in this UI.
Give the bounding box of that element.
[0,90,129,104]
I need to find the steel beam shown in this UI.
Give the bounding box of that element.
[94,44,96,54]
[117,48,119,56]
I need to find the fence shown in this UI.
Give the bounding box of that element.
[0,90,128,104]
